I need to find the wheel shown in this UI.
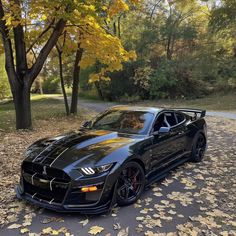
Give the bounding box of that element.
[116,161,145,206]
[190,133,206,162]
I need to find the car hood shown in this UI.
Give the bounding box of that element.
[25,129,143,170]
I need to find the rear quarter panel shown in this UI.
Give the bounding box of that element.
[185,117,207,152]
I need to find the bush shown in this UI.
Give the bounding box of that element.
[79,87,100,100]
[42,77,60,94]
[150,61,176,99]
[119,93,141,103]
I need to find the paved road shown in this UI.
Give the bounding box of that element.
[206,111,236,120]
[78,99,236,120]
[1,99,236,236]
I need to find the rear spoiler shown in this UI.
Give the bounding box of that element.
[173,108,206,119]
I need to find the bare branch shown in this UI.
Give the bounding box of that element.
[0,0,18,90]
[29,18,66,85]
[26,18,55,54]
[150,0,162,22]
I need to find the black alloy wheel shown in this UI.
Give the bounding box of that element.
[191,134,206,162]
[116,161,145,206]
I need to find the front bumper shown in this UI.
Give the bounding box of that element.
[15,185,115,214]
[16,163,118,214]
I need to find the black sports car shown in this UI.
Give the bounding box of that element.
[16,106,207,214]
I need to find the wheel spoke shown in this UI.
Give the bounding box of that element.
[119,174,126,183]
[117,165,144,202]
[131,170,140,179]
[125,186,130,200]
[129,188,137,196]
[195,136,206,160]
[118,185,126,193]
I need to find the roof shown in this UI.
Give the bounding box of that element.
[109,105,162,114]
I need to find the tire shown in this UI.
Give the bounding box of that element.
[190,133,206,162]
[116,161,145,206]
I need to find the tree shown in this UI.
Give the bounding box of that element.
[56,32,70,116]
[0,0,69,129]
[210,0,236,31]
[52,1,137,114]
[70,43,83,114]
[0,0,139,129]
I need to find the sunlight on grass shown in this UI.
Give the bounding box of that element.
[1,93,235,132]
[31,94,62,100]
[138,93,236,112]
[0,94,86,132]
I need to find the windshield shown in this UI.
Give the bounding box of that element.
[91,110,154,135]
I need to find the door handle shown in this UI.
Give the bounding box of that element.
[178,131,184,135]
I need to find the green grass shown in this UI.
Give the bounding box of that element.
[0,94,85,132]
[1,93,235,132]
[136,93,236,111]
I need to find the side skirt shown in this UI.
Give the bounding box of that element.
[145,155,191,188]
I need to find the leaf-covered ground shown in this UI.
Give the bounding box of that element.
[0,116,235,236]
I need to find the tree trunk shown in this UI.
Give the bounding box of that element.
[1,0,66,129]
[13,84,32,129]
[95,81,104,100]
[57,50,69,116]
[70,45,83,114]
[39,78,43,94]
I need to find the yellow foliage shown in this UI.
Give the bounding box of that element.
[68,14,137,83]
[108,0,129,17]
[1,0,138,84]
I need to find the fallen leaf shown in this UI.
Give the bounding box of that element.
[88,226,104,235]
[117,227,129,236]
[136,216,144,221]
[7,223,21,229]
[113,223,121,230]
[80,219,89,227]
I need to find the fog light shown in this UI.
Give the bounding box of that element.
[81,186,98,192]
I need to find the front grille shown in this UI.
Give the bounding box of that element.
[22,162,71,204]
[23,180,68,204]
[22,162,70,181]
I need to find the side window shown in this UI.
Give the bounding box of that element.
[153,114,167,132]
[175,113,185,124]
[153,111,184,132]
[164,112,177,127]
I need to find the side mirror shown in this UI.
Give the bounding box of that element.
[153,127,170,136]
[81,120,92,128]
[159,127,170,133]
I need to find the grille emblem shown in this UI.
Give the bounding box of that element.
[42,166,47,175]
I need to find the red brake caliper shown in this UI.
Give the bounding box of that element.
[131,169,137,190]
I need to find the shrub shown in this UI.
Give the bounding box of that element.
[119,93,141,103]
[42,76,60,94]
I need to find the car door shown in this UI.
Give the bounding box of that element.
[149,111,187,171]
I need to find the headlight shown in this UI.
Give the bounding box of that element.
[80,163,114,176]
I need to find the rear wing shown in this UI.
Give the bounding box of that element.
[173,108,206,120]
